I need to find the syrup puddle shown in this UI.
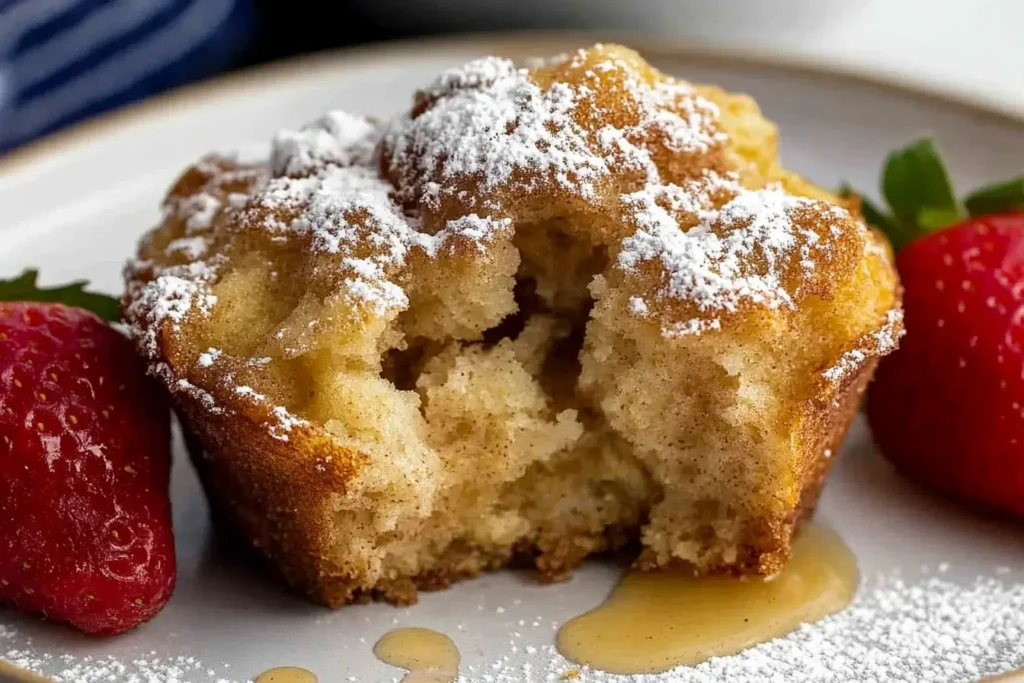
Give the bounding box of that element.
[254,666,318,683]
[374,627,460,682]
[557,523,858,674]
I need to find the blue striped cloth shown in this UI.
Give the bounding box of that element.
[0,0,254,153]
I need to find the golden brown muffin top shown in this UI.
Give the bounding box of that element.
[124,44,901,436]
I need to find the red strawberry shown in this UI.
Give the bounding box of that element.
[849,140,1024,517]
[0,271,175,635]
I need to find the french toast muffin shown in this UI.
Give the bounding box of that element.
[124,44,902,607]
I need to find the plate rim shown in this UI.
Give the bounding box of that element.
[1,29,1022,178]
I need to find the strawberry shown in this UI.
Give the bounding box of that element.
[847,140,1024,517]
[0,270,175,635]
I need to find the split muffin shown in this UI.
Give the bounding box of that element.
[124,44,902,607]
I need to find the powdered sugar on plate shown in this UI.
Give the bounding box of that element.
[5,564,1023,682]
[2,647,239,683]
[2,628,234,683]
[456,568,1024,683]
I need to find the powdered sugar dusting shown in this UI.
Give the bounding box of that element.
[4,563,1022,681]
[269,405,310,441]
[232,384,309,441]
[197,348,222,368]
[824,348,867,382]
[418,56,520,106]
[125,266,219,360]
[663,318,722,338]
[167,373,222,415]
[436,214,513,252]
[234,385,266,401]
[381,44,861,342]
[166,237,209,260]
[386,56,612,206]
[271,111,377,177]
[383,49,724,212]
[823,308,905,385]
[250,161,516,313]
[160,191,223,237]
[628,297,649,316]
[641,79,726,156]
[618,181,848,336]
[128,44,851,353]
[2,638,240,683]
[253,163,418,313]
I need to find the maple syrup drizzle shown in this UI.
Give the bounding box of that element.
[254,666,318,683]
[374,626,460,682]
[557,523,859,674]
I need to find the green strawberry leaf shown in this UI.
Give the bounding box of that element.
[0,270,121,321]
[854,138,1022,253]
[964,177,1024,216]
[881,138,962,236]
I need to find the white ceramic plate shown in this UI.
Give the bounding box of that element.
[1,35,1024,683]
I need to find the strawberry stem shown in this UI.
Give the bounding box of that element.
[842,138,1024,252]
[880,139,961,236]
[0,270,121,321]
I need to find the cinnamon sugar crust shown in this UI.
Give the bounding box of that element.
[124,44,902,607]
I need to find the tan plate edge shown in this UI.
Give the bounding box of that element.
[1,29,1022,178]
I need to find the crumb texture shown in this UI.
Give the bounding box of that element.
[124,44,901,606]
